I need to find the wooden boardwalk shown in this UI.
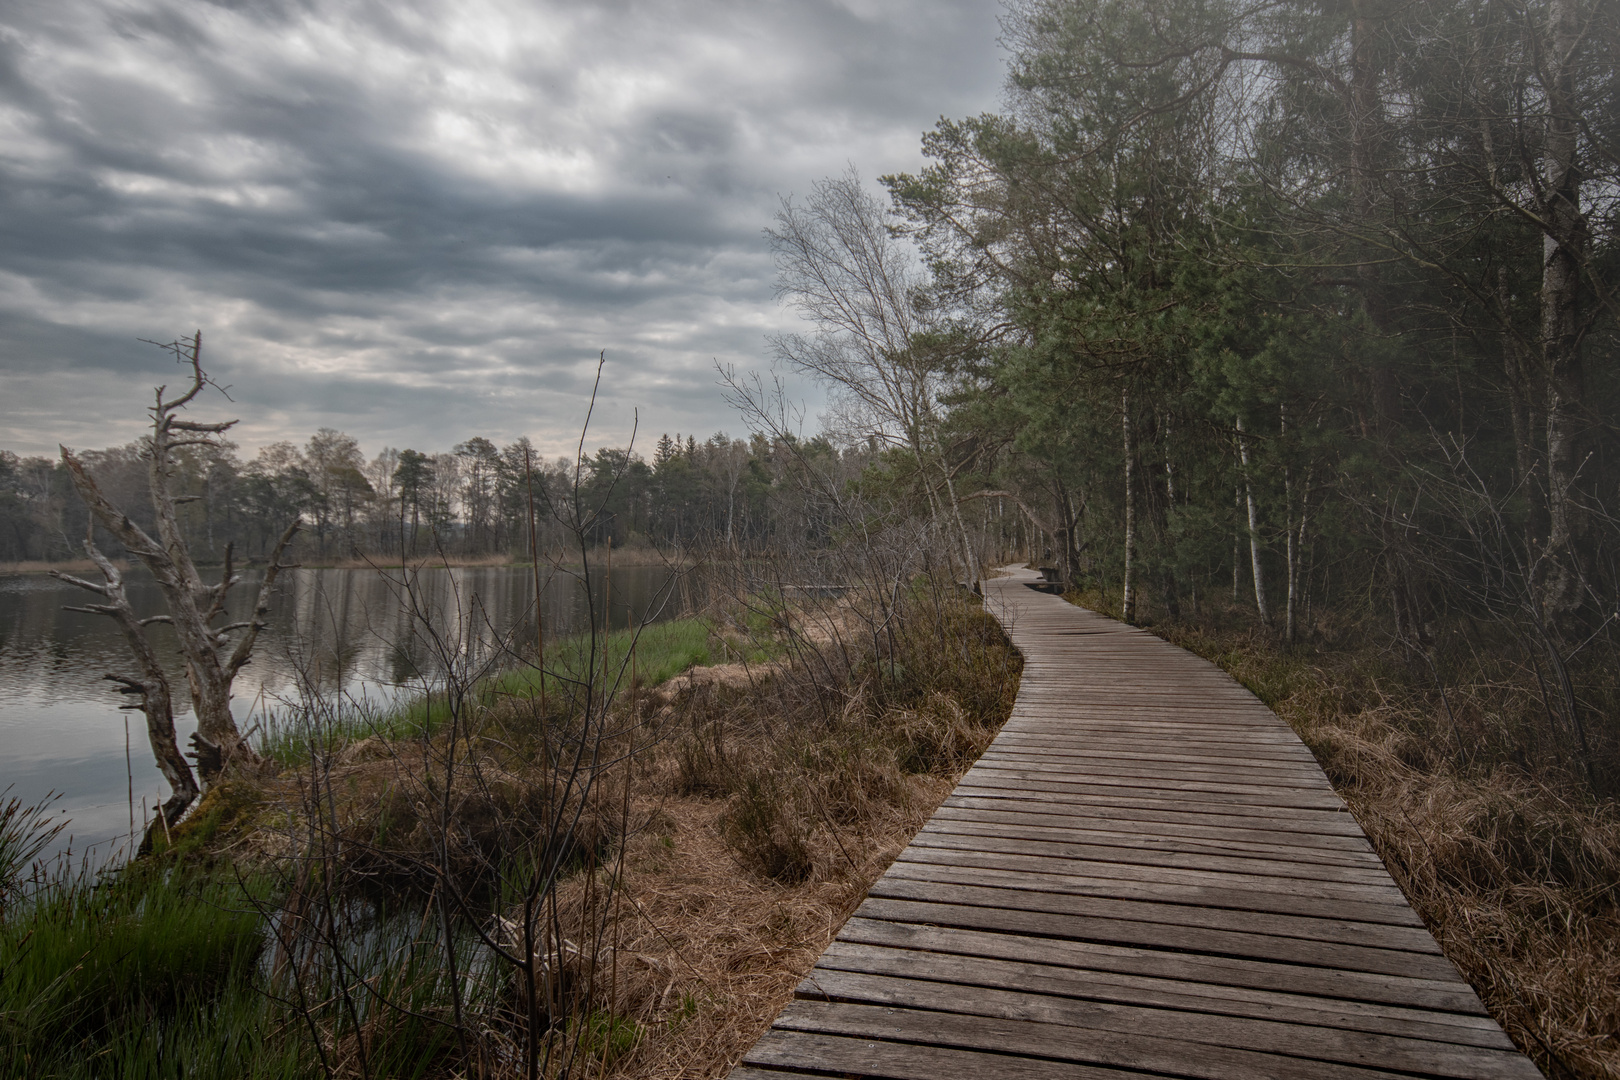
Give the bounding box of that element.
[729,567,1540,1079]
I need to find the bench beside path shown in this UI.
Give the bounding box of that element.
[729,566,1539,1079]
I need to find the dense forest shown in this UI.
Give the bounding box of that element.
[769,0,1620,780]
[868,0,1619,636]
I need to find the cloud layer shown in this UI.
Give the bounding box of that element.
[0,0,1005,460]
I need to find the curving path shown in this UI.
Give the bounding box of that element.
[728,567,1539,1079]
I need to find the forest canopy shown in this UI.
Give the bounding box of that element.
[870,0,1618,640]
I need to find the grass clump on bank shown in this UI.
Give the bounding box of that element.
[0,860,301,1080]
[255,615,729,767]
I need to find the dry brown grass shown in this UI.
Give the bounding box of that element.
[591,597,1020,1077]
[206,588,1019,1078]
[586,780,951,1078]
[1157,620,1620,1080]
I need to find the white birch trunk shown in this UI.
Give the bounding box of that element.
[1121,388,1136,623]
[1236,417,1270,622]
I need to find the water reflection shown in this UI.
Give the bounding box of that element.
[0,562,683,862]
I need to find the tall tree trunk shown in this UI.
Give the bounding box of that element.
[1349,0,1399,422]
[1236,418,1270,622]
[1121,388,1136,623]
[1161,412,1180,618]
[939,452,980,589]
[1496,270,1537,489]
[1538,0,1588,619]
[1282,406,1296,642]
[1055,481,1079,590]
[1297,461,1314,633]
[1232,488,1241,602]
[53,544,199,838]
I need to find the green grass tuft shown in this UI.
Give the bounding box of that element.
[0,863,289,1079]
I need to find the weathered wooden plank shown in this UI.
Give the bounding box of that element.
[790,973,1539,1079]
[885,853,1424,927]
[959,761,1341,803]
[1003,728,1303,747]
[812,940,1514,1049]
[772,1000,1418,1080]
[743,1029,1153,1079]
[984,736,1321,760]
[984,740,1323,768]
[937,799,1380,852]
[864,878,1452,963]
[1009,701,1288,716]
[970,755,1340,792]
[988,750,1322,774]
[964,756,1340,789]
[997,729,1317,753]
[923,812,1389,867]
[949,783,1367,831]
[834,918,1500,1031]
[914,823,1396,883]
[953,771,1352,812]
[898,840,1410,905]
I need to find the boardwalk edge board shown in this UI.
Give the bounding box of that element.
[727,567,1539,1079]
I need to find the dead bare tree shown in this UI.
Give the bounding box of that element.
[54,332,299,807]
[768,168,982,586]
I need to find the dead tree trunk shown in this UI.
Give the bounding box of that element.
[53,542,198,844]
[60,332,300,782]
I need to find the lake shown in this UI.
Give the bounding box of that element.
[0,561,685,865]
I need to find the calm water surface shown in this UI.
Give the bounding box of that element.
[0,563,683,863]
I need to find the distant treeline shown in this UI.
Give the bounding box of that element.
[0,429,866,564]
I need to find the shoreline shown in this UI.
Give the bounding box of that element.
[2,546,701,576]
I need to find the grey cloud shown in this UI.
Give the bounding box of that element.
[0,0,1004,459]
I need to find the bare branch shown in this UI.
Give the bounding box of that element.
[169,419,239,433]
[227,519,301,677]
[59,448,166,564]
[49,570,111,595]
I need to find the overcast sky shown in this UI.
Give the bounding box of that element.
[0,0,1007,463]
